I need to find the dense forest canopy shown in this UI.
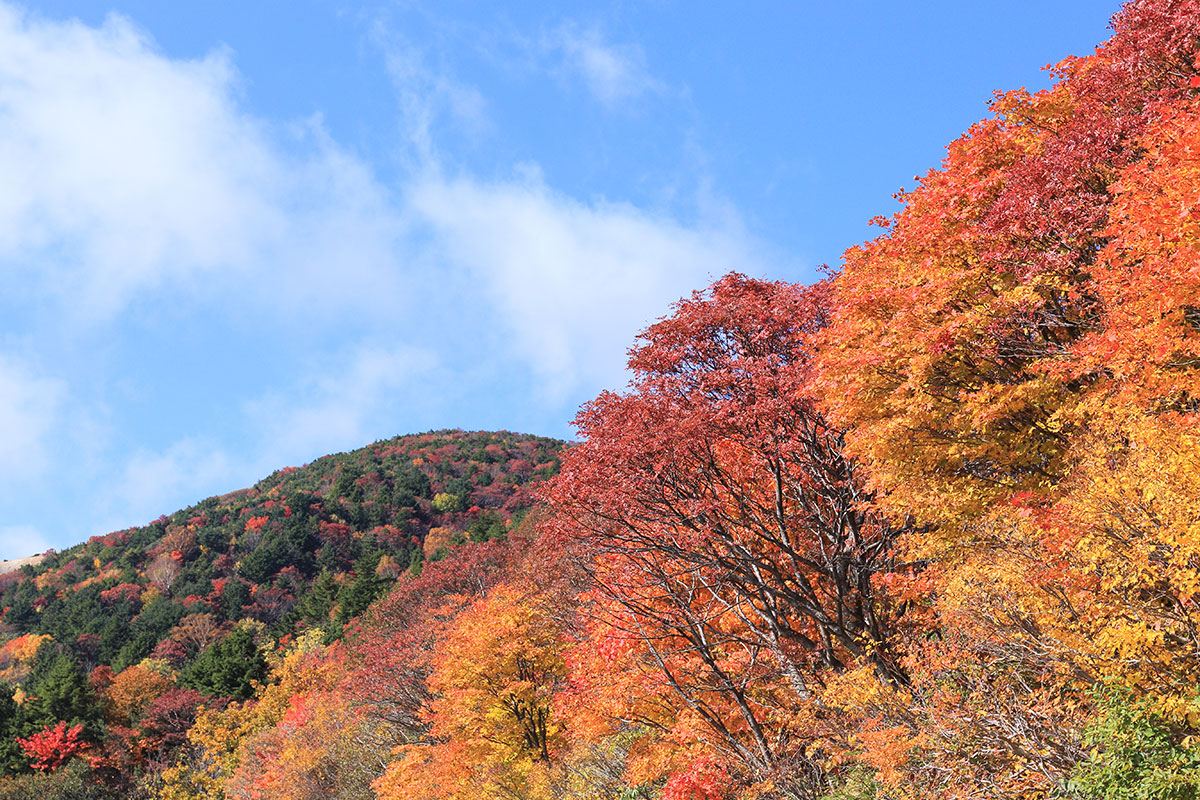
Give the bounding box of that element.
[1,1,1198,798]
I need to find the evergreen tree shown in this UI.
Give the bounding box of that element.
[297,570,338,626]
[336,548,384,626]
[468,511,506,543]
[220,579,251,621]
[25,655,102,739]
[0,684,26,774]
[180,626,267,701]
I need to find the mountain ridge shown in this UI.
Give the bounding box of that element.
[0,428,565,687]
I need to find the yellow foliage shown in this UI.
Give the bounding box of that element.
[0,633,50,684]
[1048,415,1200,712]
[422,526,457,559]
[156,630,336,800]
[34,571,62,593]
[103,663,174,725]
[373,583,568,800]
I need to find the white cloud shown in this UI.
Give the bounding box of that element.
[408,174,766,400]
[0,355,63,480]
[248,343,439,465]
[384,43,491,164]
[0,3,782,552]
[0,2,741,396]
[0,4,406,323]
[0,6,275,315]
[101,438,235,533]
[549,26,661,108]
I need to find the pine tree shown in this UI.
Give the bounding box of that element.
[180,626,267,701]
[25,655,101,739]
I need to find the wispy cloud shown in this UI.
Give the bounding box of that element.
[100,439,235,533]
[383,42,491,165]
[547,25,662,108]
[0,2,776,555]
[408,173,765,400]
[0,355,64,480]
[0,4,408,325]
[246,343,440,466]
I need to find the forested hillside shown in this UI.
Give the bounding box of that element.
[0,430,563,797]
[2,0,1199,798]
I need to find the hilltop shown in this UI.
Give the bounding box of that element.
[0,430,563,683]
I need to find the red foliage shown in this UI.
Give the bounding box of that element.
[317,521,354,545]
[662,758,731,800]
[87,530,129,548]
[99,583,142,607]
[17,721,86,771]
[246,587,296,625]
[148,638,188,669]
[140,688,210,748]
[543,274,913,795]
[366,525,408,549]
[88,665,114,693]
[814,0,1200,523]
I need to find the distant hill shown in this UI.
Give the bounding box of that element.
[0,556,45,577]
[0,430,565,677]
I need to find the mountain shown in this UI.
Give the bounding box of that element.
[0,429,564,687]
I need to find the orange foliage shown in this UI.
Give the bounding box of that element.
[815,0,1200,534]
[0,632,49,683]
[169,613,227,654]
[69,5,1200,800]
[1078,98,1200,413]
[374,582,568,800]
[102,663,174,725]
[422,526,458,559]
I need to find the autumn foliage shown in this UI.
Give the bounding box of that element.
[17,721,85,772]
[0,2,1197,798]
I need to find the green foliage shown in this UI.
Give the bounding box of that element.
[332,462,365,503]
[1068,690,1200,800]
[296,570,339,627]
[315,542,339,574]
[112,597,185,670]
[0,759,115,799]
[198,525,230,551]
[180,625,268,701]
[0,429,565,793]
[335,550,385,627]
[0,683,27,775]
[221,579,252,620]
[238,535,291,584]
[5,592,37,630]
[39,586,105,644]
[112,631,158,673]
[823,767,888,799]
[25,654,101,739]
[468,511,507,543]
[94,614,133,665]
[283,514,317,556]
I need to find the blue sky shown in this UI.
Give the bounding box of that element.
[0,0,1117,558]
